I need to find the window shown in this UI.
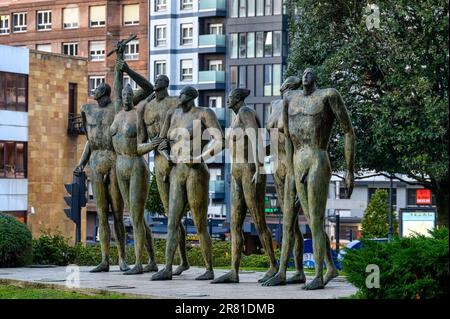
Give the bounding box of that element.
[0,15,9,34]
[247,32,255,58]
[154,60,167,78]
[239,66,247,88]
[265,0,273,15]
[181,24,193,45]
[89,76,105,96]
[36,43,51,52]
[407,189,436,206]
[230,66,238,89]
[63,7,79,29]
[90,6,105,27]
[209,23,223,35]
[239,0,247,17]
[256,0,264,16]
[368,188,397,206]
[273,64,282,95]
[230,33,238,59]
[248,0,256,16]
[155,25,167,47]
[13,12,27,32]
[123,76,138,91]
[62,42,78,56]
[230,0,238,18]
[89,41,105,61]
[155,0,167,11]
[37,10,52,30]
[125,40,139,60]
[68,83,77,115]
[208,96,223,108]
[181,0,193,10]
[264,31,273,57]
[273,31,282,57]
[273,0,282,15]
[264,64,272,96]
[239,33,247,58]
[180,59,193,81]
[256,32,264,57]
[208,60,223,71]
[123,4,139,26]
[0,71,28,112]
[0,141,27,179]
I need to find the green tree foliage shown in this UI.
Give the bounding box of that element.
[287,0,449,226]
[0,213,32,267]
[145,174,165,216]
[361,189,398,238]
[342,228,449,299]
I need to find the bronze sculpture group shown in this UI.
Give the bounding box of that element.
[75,36,355,290]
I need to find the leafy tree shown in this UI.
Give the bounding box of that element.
[287,0,449,225]
[145,174,165,216]
[361,189,398,238]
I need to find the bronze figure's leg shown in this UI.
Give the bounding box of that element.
[323,234,339,285]
[152,167,187,281]
[187,165,214,280]
[90,171,111,273]
[143,218,159,272]
[107,166,130,272]
[212,177,247,283]
[288,214,306,284]
[172,224,190,276]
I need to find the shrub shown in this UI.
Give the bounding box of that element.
[361,189,398,238]
[0,213,32,267]
[32,230,75,266]
[342,227,449,299]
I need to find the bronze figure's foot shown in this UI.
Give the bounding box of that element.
[324,269,339,286]
[151,268,172,281]
[302,277,324,290]
[211,271,239,284]
[90,261,110,273]
[258,267,278,283]
[286,271,306,284]
[123,264,144,275]
[173,264,190,276]
[261,273,286,286]
[195,270,214,281]
[119,260,131,272]
[143,262,159,273]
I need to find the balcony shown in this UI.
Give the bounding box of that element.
[198,71,226,90]
[209,180,225,199]
[68,114,85,135]
[212,107,226,125]
[199,0,226,17]
[198,34,226,54]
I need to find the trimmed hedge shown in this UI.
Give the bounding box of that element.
[0,213,32,267]
[342,227,449,299]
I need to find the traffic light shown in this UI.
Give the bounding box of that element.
[63,171,87,243]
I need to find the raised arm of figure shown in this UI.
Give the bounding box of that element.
[117,59,154,105]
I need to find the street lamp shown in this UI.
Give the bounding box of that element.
[335,210,341,255]
[388,174,394,241]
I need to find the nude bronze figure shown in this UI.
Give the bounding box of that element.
[283,68,355,290]
[212,88,278,284]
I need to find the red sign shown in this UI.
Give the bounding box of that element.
[416,189,431,205]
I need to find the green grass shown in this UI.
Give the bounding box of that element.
[0,284,131,299]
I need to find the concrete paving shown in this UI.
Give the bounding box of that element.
[0,266,357,299]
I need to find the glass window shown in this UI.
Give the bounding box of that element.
[155,25,167,47]
[36,43,51,52]
[123,4,139,25]
[0,72,28,112]
[62,42,78,56]
[123,76,138,91]
[89,76,105,96]
[264,31,272,57]
[256,32,264,57]
[13,12,27,32]
[62,7,79,29]
[0,142,27,179]
[368,188,397,206]
[181,0,193,10]
[125,40,139,60]
[89,41,105,61]
[265,0,273,15]
[239,0,247,17]
[239,33,247,58]
[208,60,223,71]
[154,60,167,78]
[247,32,255,58]
[180,59,193,81]
[209,23,223,35]
[231,0,239,18]
[273,64,282,95]
[155,0,167,12]
[273,31,282,57]
[264,64,272,96]
[0,15,9,34]
[90,6,106,27]
[239,66,247,88]
[256,0,264,16]
[273,0,282,15]
[37,10,52,31]
[180,23,193,45]
[230,66,238,89]
[230,33,238,59]
[248,0,256,16]
[208,96,223,108]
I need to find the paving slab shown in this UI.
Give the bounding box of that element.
[0,266,357,299]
